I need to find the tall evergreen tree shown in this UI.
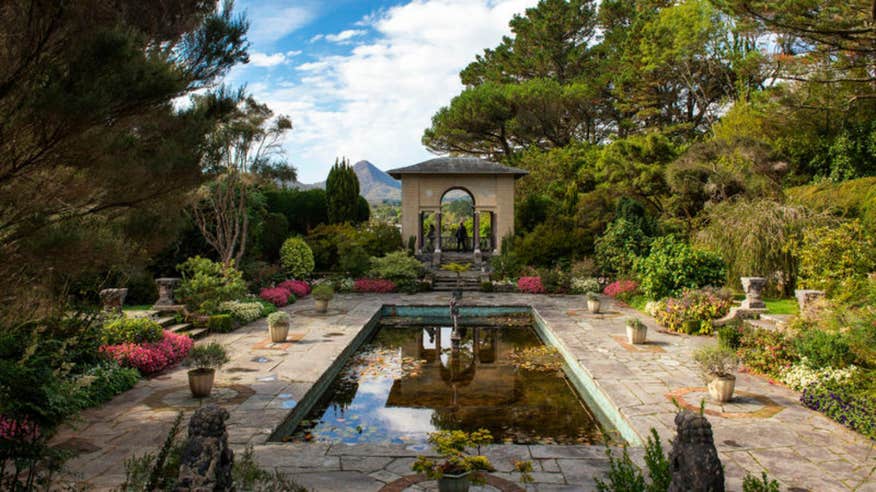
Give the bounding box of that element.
[326,158,360,224]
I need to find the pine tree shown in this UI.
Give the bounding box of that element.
[326,158,361,223]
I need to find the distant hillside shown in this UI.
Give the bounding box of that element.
[288,160,401,203]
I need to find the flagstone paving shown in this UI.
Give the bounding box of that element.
[52,293,874,491]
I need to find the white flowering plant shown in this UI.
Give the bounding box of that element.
[219,300,263,324]
[571,277,600,295]
[779,358,858,392]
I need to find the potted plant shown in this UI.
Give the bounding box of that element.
[693,344,739,402]
[187,342,229,398]
[626,318,648,344]
[312,283,334,313]
[586,291,601,313]
[267,311,290,343]
[412,429,494,492]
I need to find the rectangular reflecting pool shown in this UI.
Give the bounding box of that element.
[273,310,621,445]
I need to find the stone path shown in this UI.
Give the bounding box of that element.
[51,293,874,491]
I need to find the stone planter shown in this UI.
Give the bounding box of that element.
[740,277,766,309]
[795,289,825,313]
[707,375,735,403]
[154,277,181,307]
[315,299,330,313]
[269,323,289,343]
[188,368,215,398]
[587,299,601,314]
[438,471,471,492]
[99,288,128,314]
[626,323,647,345]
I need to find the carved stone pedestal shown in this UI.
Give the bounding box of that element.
[740,277,767,309]
[99,288,128,315]
[154,277,181,307]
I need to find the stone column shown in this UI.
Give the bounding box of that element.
[740,277,766,309]
[417,211,424,253]
[154,277,181,307]
[432,212,442,267]
[99,288,128,315]
[490,211,497,252]
[473,210,482,264]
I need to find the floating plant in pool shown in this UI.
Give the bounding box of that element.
[284,322,611,445]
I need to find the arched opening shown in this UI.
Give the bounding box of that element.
[440,188,474,252]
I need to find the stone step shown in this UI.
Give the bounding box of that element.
[152,304,185,316]
[154,316,177,328]
[167,323,192,334]
[185,327,209,339]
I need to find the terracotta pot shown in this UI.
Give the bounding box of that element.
[315,299,329,313]
[626,323,647,345]
[269,323,289,343]
[438,471,471,492]
[587,299,600,314]
[708,374,736,402]
[188,368,215,398]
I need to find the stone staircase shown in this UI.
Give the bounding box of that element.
[130,305,209,339]
[432,253,485,291]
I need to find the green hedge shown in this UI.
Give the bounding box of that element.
[102,318,164,345]
[207,314,235,333]
[787,177,876,230]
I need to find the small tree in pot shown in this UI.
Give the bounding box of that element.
[626,317,647,344]
[586,291,601,313]
[312,283,334,313]
[412,429,494,492]
[267,311,290,343]
[693,344,739,402]
[187,342,229,398]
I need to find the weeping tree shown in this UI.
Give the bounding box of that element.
[695,198,832,295]
[190,95,294,266]
[326,158,360,224]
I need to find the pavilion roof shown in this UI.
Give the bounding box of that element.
[387,157,528,179]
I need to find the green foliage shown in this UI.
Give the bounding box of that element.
[267,311,290,327]
[737,326,797,377]
[794,329,856,370]
[312,284,335,302]
[265,188,328,235]
[480,281,495,292]
[188,342,229,370]
[102,317,164,345]
[368,251,422,285]
[207,314,234,334]
[717,324,743,350]
[795,220,876,294]
[411,429,494,480]
[176,256,247,314]
[693,344,738,379]
[595,218,650,275]
[786,177,876,232]
[356,196,371,224]
[654,289,732,335]
[538,267,572,294]
[326,158,360,224]
[219,300,264,324]
[279,237,315,279]
[121,412,184,492]
[305,222,402,272]
[256,299,278,316]
[259,212,289,262]
[514,221,588,268]
[596,429,671,492]
[635,236,726,300]
[338,244,371,277]
[742,471,780,492]
[643,429,671,492]
[76,361,140,408]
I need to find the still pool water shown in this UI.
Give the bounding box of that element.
[286,323,612,445]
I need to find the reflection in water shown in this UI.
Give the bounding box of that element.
[288,324,610,445]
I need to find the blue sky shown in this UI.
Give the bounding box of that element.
[224,0,538,182]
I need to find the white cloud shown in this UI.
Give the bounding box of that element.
[249,51,288,67]
[243,2,317,46]
[325,29,367,43]
[249,0,538,182]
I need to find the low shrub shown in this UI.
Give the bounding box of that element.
[176,257,247,314]
[717,324,743,350]
[207,314,234,334]
[188,342,229,370]
[571,277,600,295]
[218,301,263,324]
[354,279,396,293]
[801,379,875,439]
[742,472,780,492]
[736,326,797,377]
[312,283,335,301]
[654,289,732,335]
[603,280,639,300]
[517,276,545,294]
[538,268,571,294]
[779,360,858,392]
[102,318,164,345]
[259,287,293,307]
[368,251,422,284]
[255,299,278,316]
[634,236,726,300]
[75,361,140,408]
[334,277,354,293]
[693,344,738,379]
[480,281,495,293]
[796,220,876,294]
[280,237,316,279]
[267,311,290,327]
[278,279,310,298]
[100,331,193,375]
[794,328,857,369]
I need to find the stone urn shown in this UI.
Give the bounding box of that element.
[795,289,825,313]
[707,375,736,403]
[154,277,181,307]
[99,288,128,314]
[586,293,601,313]
[438,471,471,492]
[740,277,767,309]
[188,368,215,398]
[315,299,330,313]
[626,318,647,345]
[267,312,290,343]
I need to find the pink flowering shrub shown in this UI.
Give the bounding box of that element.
[603,280,639,299]
[260,287,293,307]
[278,279,310,298]
[100,330,193,375]
[0,415,39,442]
[353,278,396,293]
[517,276,545,294]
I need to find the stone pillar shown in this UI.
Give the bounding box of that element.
[417,211,424,253]
[99,288,128,315]
[154,277,181,307]
[490,211,497,253]
[175,405,234,491]
[740,277,767,309]
[473,210,482,264]
[432,212,442,267]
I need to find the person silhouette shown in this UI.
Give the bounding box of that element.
[427,223,436,251]
[455,221,468,252]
